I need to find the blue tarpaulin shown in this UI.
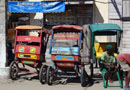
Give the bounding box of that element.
[8,1,65,13]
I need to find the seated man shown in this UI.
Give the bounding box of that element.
[117,54,130,90]
[101,45,118,83]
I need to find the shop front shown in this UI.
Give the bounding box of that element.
[44,1,94,28]
[8,1,65,42]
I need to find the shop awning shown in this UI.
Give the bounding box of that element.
[8,1,65,13]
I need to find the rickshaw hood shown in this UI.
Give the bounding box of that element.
[90,24,122,33]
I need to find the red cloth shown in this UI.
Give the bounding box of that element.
[117,53,130,64]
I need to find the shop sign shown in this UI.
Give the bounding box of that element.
[8,1,65,13]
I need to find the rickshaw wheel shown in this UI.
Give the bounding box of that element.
[39,64,47,84]
[80,66,86,87]
[9,61,18,80]
[46,66,55,85]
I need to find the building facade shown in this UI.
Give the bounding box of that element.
[94,0,109,42]
[30,0,94,28]
[94,0,109,23]
[108,0,130,53]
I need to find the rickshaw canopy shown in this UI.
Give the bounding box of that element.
[15,25,51,34]
[90,24,122,33]
[16,25,42,30]
[52,25,82,31]
[83,24,123,50]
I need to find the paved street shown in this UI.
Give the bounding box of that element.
[0,49,124,90]
[0,80,123,90]
[0,71,124,90]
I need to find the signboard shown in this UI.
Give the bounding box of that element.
[8,1,65,13]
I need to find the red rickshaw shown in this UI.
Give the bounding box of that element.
[9,25,50,84]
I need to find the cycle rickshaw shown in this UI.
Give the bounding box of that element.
[83,24,123,88]
[47,25,89,86]
[9,25,50,84]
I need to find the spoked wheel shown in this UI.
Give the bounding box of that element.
[46,66,55,85]
[80,66,86,87]
[39,64,47,84]
[9,61,19,80]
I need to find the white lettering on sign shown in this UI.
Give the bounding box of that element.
[25,38,31,40]
[54,35,75,38]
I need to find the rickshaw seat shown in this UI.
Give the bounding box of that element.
[94,43,118,58]
[96,52,118,58]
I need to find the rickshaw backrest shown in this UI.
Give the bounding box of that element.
[94,42,117,58]
[52,25,82,40]
[53,33,80,40]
